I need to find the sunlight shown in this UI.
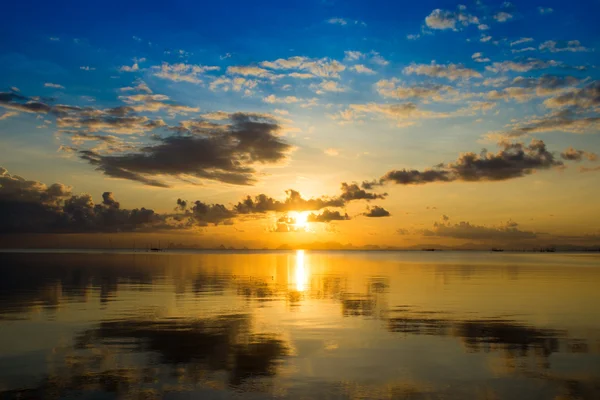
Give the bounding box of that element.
[294,249,308,292]
[289,211,310,231]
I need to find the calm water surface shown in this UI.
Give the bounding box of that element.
[0,251,599,399]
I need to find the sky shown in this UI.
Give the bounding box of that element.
[1,0,599,249]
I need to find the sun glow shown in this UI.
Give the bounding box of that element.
[294,249,308,292]
[289,211,310,231]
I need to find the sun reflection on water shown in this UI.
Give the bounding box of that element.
[294,249,308,292]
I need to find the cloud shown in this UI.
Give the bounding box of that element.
[339,182,387,201]
[480,34,492,43]
[425,8,479,30]
[485,58,560,73]
[120,80,152,94]
[403,62,481,80]
[174,199,235,226]
[152,63,219,84]
[118,94,200,116]
[352,64,375,74]
[235,190,344,214]
[0,92,52,114]
[310,80,346,94]
[543,82,600,109]
[327,17,366,26]
[382,139,565,184]
[538,7,554,14]
[0,111,18,120]
[494,12,513,22]
[260,56,346,79]
[307,209,350,222]
[235,183,385,214]
[492,110,600,138]
[376,80,455,100]
[560,147,598,162]
[44,83,65,89]
[324,148,339,156]
[363,206,391,217]
[226,65,274,78]
[510,37,534,46]
[263,95,301,104]
[0,167,173,233]
[344,51,364,61]
[209,77,258,93]
[119,63,140,72]
[539,40,590,53]
[471,52,490,63]
[485,74,581,102]
[79,66,96,71]
[78,113,291,187]
[422,219,536,241]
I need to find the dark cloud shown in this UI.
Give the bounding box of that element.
[382,169,453,185]
[339,182,387,201]
[382,139,565,185]
[307,209,350,222]
[174,199,235,226]
[560,147,598,162]
[0,91,52,114]
[234,183,384,214]
[493,109,600,138]
[0,167,228,233]
[422,219,536,241]
[363,206,391,217]
[235,190,344,214]
[543,81,600,109]
[78,113,291,187]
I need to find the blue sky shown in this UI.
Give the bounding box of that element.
[1,0,599,247]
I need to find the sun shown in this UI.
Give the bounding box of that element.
[289,211,310,231]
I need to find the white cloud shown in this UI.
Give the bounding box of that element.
[263,95,301,104]
[472,52,490,62]
[480,35,492,43]
[478,24,490,30]
[425,8,479,31]
[310,80,347,94]
[407,34,421,40]
[344,51,365,61]
[153,63,219,84]
[49,37,59,41]
[327,17,366,26]
[538,7,554,14]
[227,65,274,78]
[494,12,513,22]
[80,66,96,71]
[260,56,346,78]
[119,63,140,72]
[44,83,65,89]
[539,40,590,53]
[403,62,481,80]
[485,59,560,73]
[510,37,533,46]
[352,64,376,74]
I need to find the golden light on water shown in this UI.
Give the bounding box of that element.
[294,249,308,292]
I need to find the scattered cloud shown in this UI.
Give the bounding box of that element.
[539,40,590,53]
[352,64,376,74]
[538,7,554,14]
[308,209,350,222]
[403,62,481,80]
[327,17,366,26]
[153,63,219,84]
[425,7,479,31]
[363,206,391,217]
[510,37,534,47]
[381,139,566,184]
[494,12,513,22]
[44,83,65,89]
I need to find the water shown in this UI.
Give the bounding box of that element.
[0,251,599,399]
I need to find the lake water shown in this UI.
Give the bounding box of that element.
[0,251,599,399]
